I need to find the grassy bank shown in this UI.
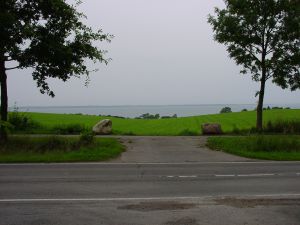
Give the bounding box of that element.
[0,136,125,163]
[207,135,300,160]
[13,109,300,135]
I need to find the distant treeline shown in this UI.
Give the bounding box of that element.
[135,113,177,120]
[220,106,292,114]
[97,113,178,120]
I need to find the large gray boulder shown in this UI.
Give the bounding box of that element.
[201,123,222,135]
[92,119,112,134]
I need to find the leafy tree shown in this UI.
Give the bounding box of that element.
[208,0,300,130]
[0,0,112,141]
[136,113,161,119]
[220,106,232,113]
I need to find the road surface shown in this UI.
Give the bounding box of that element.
[1,161,300,225]
[112,136,249,162]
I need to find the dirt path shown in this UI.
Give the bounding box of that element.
[110,136,253,163]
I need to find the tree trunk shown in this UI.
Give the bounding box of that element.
[0,58,8,142]
[256,68,266,132]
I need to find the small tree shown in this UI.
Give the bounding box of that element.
[220,106,232,113]
[0,0,112,141]
[208,0,300,130]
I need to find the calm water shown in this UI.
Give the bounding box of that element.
[13,104,300,118]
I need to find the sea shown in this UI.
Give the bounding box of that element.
[12,103,300,118]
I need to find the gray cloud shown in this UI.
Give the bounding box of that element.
[8,0,300,106]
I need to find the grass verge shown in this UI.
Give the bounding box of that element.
[207,135,300,161]
[0,136,125,163]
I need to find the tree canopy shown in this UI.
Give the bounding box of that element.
[208,0,300,130]
[0,0,112,140]
[1,0,112,96]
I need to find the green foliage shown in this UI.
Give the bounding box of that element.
[272,106,284,110]
[264,120,300,134]
[230,125,245,135]
[208,0,300,129]
[79,131,95,144]
[136,113,160,119]
[0,136,125,163]
[0,1,112,141]
[1,0,112,96]
[8,110,40,131]
[161,114,178,119]
[178,129,199,136]
[253,136,299,152]
[38,136,69,152]
[0,0,112,141]
[227,119,300,135]
[0,120,13,129]
[220,107,232,114]
[263,106,272,110]
[207,136,300,160]
[208,0,300,89]
[51,123,86,134]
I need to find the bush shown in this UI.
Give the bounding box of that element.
[263,120,300,134]
[161,114,177,119]
[0,136,125,163]
[39,136,67,152]
[247,120,300,134]
[135,113,160,119]
[52,124,86,134]
[252,136,300,152]
[207,136,300,160]
[229,125,257,135]
[8,111,40,131]
[231,125,243,134]
[178,129,198,136]
[272,106,283,110]
[80,131,95,144]
[220,107,232,114]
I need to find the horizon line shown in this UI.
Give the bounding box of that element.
[9,103,300,108]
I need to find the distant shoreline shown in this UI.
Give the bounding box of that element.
[9,103,300,108]
[9,104,300,118]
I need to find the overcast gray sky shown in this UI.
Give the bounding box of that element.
[7,0,300,106]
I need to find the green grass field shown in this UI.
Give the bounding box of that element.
[13,109,300,135]
[207,135,300,160]
[0,136,125,163]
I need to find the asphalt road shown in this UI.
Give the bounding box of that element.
[112,136,249,162]
[1,162,300,225]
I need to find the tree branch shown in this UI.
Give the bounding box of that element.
[265,14,281,55]
[249,43,262,54]
[266,48,275,55]
[4,55,14,62]
[244,46,261,63]
[5,66,21,71]
[266,71,274,80]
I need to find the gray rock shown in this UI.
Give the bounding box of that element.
[92,119,112,134]
[202,123,222,135]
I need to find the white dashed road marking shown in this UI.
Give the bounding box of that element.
[162,173,300,179]
[237,173,275,177]
[215,174,236,177]
[178,175,197,178]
